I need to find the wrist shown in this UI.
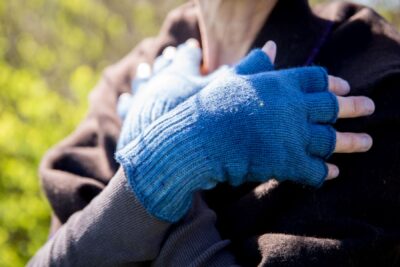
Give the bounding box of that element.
[116,100,219,222]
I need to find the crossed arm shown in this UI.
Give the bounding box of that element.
[28,169,238,267]
[29,41,375,266]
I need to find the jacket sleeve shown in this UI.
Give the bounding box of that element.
[152,193,239,267]
[28,169,239,267]
[39,1,201,228]
[39,36,159,225]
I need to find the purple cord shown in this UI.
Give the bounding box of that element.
[304,20,334,66]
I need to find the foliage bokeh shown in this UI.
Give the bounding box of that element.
[0,0,398,266]
[0,0,184,265]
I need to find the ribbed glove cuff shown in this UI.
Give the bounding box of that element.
[116,100,218,222]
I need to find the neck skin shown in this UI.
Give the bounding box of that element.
[196,0,278,73]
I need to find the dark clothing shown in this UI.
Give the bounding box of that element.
[29,170,237,266]
[40,0,400,266]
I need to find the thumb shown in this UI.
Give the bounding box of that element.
[234,40,277,75]
[262,40,277,64]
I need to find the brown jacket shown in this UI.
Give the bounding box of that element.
[40,0,400,266]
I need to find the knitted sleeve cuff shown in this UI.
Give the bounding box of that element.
[115,99,219,223]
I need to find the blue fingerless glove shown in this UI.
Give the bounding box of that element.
[117,42,228,150]
[116,49,338,222]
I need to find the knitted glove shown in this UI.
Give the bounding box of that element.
[117,42,228,150]
[116,49,338,222]
[117,63,152,121]
[117,48,177,121]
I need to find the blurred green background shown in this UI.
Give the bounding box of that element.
[0,0,398,266]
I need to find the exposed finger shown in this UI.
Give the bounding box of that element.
[162,46,177,60]
[337,96,375,118]
[186,38,200,48]
[136,62,152,79]
[262,40,277,64]
[325,163,340,180]
[334,132,373,153]
[234,41,275,75]
[153,46,175,74]
[173,39,202,75]
[328,75,350,96]
[132,62,152,93]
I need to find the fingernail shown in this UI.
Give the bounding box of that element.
[364,98,375,114]
[332,166,340,178]
[339,78,351,93]
[119,92,131,101]
[136,63,152,79]
[362,134,373,150]
[327,166,340,181]
[262,40,276,57]
[186,38,200,48]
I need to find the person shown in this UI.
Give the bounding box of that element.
[29,37,374,266]
[32,0,400,266]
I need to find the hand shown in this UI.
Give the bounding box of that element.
[116,42,196,121]
[254,42,375,181]
[116,62,152,121]
[117,39,228,150]
[116,41,375,222]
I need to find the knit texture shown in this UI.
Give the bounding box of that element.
[117,42,228,150]
[117,77,149,121]
[117,61,153,121]
[39,2,400,265]
[116,49,338,222]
